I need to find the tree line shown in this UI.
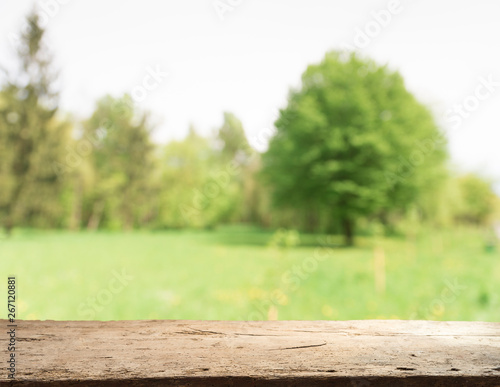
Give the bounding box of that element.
[0,12,498,244]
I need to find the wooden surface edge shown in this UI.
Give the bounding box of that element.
[0,319,499,386]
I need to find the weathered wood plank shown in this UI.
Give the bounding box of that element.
[1,320,499,386]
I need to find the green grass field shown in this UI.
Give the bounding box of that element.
[1,225,499,321]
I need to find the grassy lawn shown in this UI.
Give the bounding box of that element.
[1,225,499,321]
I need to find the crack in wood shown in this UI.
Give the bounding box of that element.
[178,328,282,337]
[273,342,327,350]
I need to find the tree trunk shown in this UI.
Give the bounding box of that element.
[122,190,133,231]
[341,216,354,246]
[4,219,13,237]
[69,177,83,231]
[306,209,318,233]
[87,201,105,231]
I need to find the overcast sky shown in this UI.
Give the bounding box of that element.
[1,0,499,189]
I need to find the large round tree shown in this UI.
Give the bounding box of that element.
[262,52,447,245]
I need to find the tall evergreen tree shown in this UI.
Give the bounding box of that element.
[0,11,70,233]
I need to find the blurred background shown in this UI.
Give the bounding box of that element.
[0,0,499,321]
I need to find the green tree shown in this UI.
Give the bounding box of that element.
[83,95,156,230]
[217,112,252,162]
[159,126,213,228]
[215,112,260,223]
[262,52,447,245]
[0,11,71,233]
[160,125,242,229]
[455,173,497,225]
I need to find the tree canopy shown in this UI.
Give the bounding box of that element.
[1,13,497,237]
[262,51,448,245]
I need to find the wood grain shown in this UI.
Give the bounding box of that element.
[1,319,499,386]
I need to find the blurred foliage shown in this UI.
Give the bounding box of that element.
[157,114,259,230]
[159,125,240,228]
[268,228,300,250]
[455,173,498,225]
[81,94,156,230]
[0,12,72,233]
[0,13,499,241]
[261,51,448,245]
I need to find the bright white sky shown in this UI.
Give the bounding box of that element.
[1,0,499,190]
